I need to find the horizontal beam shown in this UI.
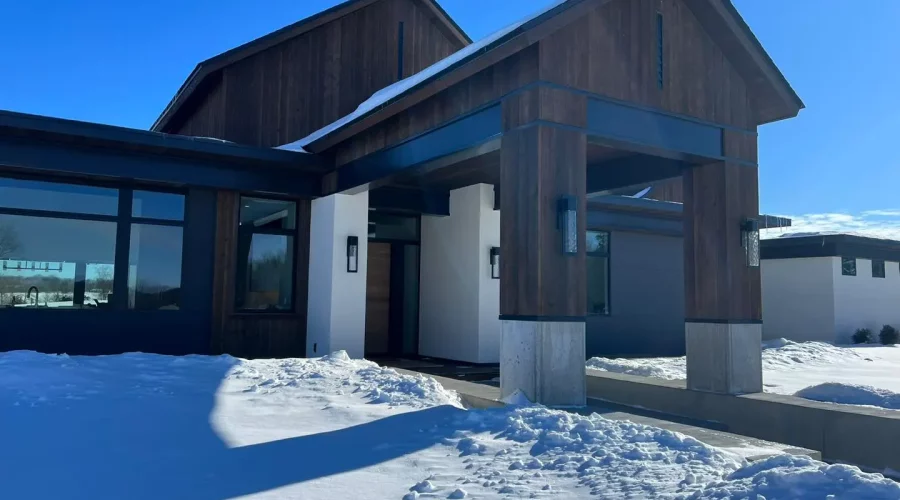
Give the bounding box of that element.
[328,105,502,195]
[368,186,450,216]
[0,137,320,198]
[587,155,687,194]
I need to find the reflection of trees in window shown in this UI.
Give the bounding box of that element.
[587,231,610,316]
[236,197,296,311]
[0,223,19,259]
[841,257,857,276]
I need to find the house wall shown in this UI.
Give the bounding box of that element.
[832,257,900,343]
[760,257,836,343]
[168,0,464,147]
[418,184,499,363]
[587,230,685,357]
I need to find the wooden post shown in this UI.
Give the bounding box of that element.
[498,88,588,405]
[683,161,763,394]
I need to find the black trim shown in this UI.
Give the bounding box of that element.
[685,318,763,325]
[369,186,450,216]
[762,234,900,262]
[499,315,587,323]
[111,189,133,310]
[0,206,119,223]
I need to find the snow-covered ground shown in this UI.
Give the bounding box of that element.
[2,350,899,499]
[587,339,900,410]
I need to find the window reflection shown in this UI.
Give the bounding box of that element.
[128,224,183,310]
[132,191,185,221]
[0,177,118,215]
[237,233,294,311]
[587,230,610,315]
[239,198,296,230]
[0,214,116,308]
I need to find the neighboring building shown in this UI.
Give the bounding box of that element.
[0,0,803,403]
[761,234,900,344]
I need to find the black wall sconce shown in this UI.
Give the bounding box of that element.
[740,218,760,268]
[347,236,359,273]
[489,247,500,279]
[557,195,578,255]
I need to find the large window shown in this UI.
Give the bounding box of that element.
[587,230,610,315]
[235,197,296,312]
[872,259,886,279]
[0,177,184,311]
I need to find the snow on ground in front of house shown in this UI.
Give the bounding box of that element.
[794,382,900,410]
[2,350,899,499]
[587,339,900,409]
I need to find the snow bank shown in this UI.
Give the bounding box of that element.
[586,339,867,381]
[795,382,900,410]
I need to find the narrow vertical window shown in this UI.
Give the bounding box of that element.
[841,257,857,276]
[586,231,610,315]
[656,12,664,89]
[872,259,886,278]
[397,22,405,81]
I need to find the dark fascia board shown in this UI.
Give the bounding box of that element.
[0,109,325,171]
[151,0,470,132]
[761,234,900,262]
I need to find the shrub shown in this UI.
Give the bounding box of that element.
[879,325,899,345]
[852,328,873,344]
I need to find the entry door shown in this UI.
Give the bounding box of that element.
[365,242,392,355]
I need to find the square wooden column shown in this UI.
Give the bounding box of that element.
[683,161,763,394]
[498,119,587,406]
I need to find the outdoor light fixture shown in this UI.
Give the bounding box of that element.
[489,247,500,279]
[347,236,359,273]
[741,218,761,268]
[557,195,578,255]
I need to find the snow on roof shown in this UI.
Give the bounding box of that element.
[760,230,900,243]
[278,0,568,153]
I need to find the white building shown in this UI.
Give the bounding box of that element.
[761,234,900,344]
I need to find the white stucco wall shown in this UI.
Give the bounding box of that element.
[419,184,500,363]
[306,192,369,359]
[832,257,900,343]
[761,257,835,342]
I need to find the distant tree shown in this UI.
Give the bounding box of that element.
[879,325,899,346]
[852,328,873,344]
[90,265,114,302]
[0,223,19,259]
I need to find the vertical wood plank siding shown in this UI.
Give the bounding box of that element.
[170,0,461,147]
[683,162,761,321]
[211,191,312,358]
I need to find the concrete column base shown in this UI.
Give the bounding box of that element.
[685,322,762,394]
[500,319,586,406]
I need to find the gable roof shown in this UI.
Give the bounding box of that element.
[151,0,470,133]
[284,0,804,154]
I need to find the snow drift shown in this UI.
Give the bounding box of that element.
[795,382,900,410]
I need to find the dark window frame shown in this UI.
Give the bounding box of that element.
[841,256,857,276]
[0,173,186,311]
[234,196,299,314]
[872,259,886,279]
[586,230,611,316]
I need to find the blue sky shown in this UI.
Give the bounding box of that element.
[1,0,899,236]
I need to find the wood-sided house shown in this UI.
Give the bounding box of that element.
[0,0,802,404]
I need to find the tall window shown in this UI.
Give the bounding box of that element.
[841,257,857,276]
[236,197,296,311]
[587,231,610,315]
[128,191,185,310]
[872,259,886,279]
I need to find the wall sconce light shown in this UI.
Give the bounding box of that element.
[557,195,578,255]
[347,236,359,273]
[741,218,760,267]
[489,247,500,279]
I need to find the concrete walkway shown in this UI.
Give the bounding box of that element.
[395,368,820,462]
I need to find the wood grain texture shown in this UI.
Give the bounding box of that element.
[365,242,392,355]
[538,0,755,129]
[501,86,587,131]
[683,162,761,321]
[169,0,462,147]
[723,128,758,164]
[210,191,312,358]
[500,123,587,317]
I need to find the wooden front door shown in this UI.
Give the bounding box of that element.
[365,242,391,355]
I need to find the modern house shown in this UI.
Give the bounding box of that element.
[0,0,803,404]
[762,234,900,344]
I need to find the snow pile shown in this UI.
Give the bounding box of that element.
[586,339,866,381]
[679,455,900,499]
[228,350,462,409]
[794,383,900,410]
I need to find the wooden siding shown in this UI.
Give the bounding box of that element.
[500,123,587,318]
[364,242,392,355]
[170,0,461,147]
[538,0,755,130]
[334,44,540,166]
[211,191,312,358]
[683,162,761,321]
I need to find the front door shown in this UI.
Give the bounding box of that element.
[365,242,392,356]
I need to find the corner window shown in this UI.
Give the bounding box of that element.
[587,231,610,315]
[872,259,886,279]
[841,257,857,276]
[235,197,296,312]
